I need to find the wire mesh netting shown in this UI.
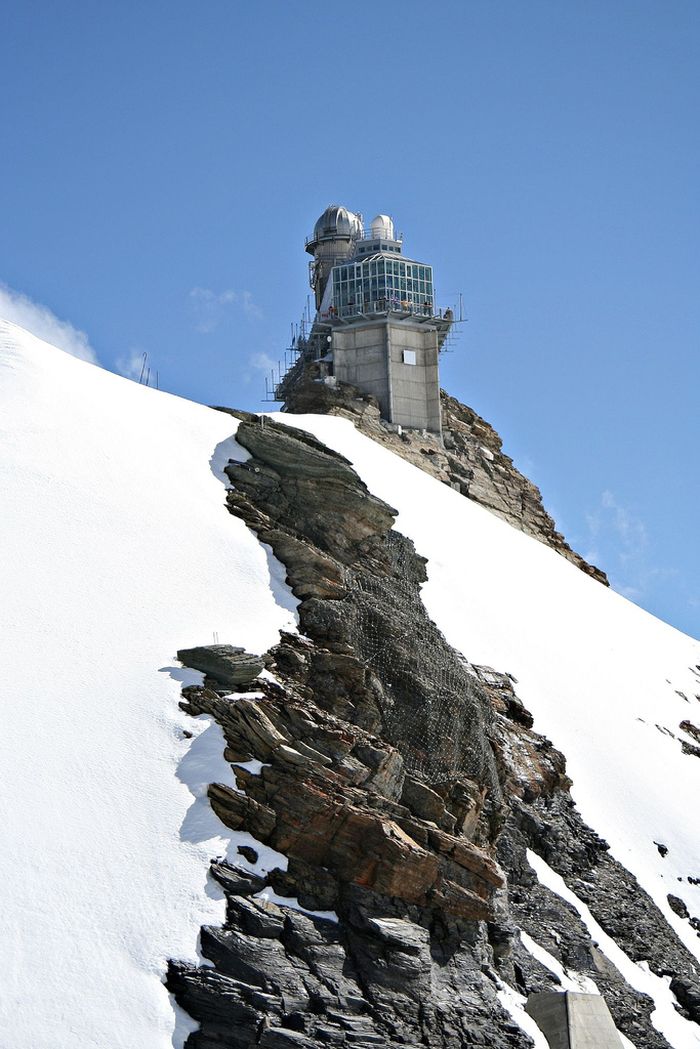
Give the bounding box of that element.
[346,539,494,786]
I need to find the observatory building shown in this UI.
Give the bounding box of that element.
[276,205,453,435]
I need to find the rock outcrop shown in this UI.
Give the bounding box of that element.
[168,415,699,1049]
[177,645,265,687]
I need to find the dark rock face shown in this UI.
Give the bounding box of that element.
[278,363,608,585]
[169,414,699,1049]
[176,645,265,688]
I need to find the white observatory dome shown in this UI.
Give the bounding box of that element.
[313,205,363,242]
[370,214,394,240]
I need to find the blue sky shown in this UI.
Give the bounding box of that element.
[1,0,698,637]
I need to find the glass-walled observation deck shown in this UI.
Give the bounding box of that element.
[328,255,434,320]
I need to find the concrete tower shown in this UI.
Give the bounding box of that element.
[285,204,452,435]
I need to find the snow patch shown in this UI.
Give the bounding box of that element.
[253,887,339,923]
[234,759,269,775]
[520,930,599,994]
[494,978,550,1049]
[227,832,289,875]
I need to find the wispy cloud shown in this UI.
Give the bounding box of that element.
[0,282,98,364]
[116,349,148,381]
[189,287,263,333]
[600,489,649,563]
[239,351,280,389]
[583,490,656,601]
[248,351,276,373]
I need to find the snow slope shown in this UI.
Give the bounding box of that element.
[3,313,699,1048]
[0,320,296,1049]
[274,415,700,981]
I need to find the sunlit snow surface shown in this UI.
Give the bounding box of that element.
[3,316,700,1049]
[273,415,700,1024]
[0,320,296,1049]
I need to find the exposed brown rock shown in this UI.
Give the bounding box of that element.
[182,668,503,924]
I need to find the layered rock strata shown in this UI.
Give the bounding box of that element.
[169,415,699,1049]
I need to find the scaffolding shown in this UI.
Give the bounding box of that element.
[262,310,334,404]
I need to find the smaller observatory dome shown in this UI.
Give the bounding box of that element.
[370,214,395,240]
[313,205,363,241]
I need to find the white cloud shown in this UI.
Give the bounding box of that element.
[0,282,98,364]
[189,287,263,333]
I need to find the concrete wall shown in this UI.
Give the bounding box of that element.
[525,992,624,1049]
[332,319,441,434]
[387,323,441,433]
[332,323,391,419]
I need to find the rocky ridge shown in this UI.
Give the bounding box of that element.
[276,362,608,585]
[168,413,700,1049]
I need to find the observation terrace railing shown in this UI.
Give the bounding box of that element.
[355,227,403,242]
[304,229,403,249]
[319,300,451,322]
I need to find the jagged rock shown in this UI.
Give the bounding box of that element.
[261,530,347,599]
[401,774,448,824]
[227,895,287,939]
[680,719,700,744]
[208,782,277,837]
[668,894,690,919]
[177,644,264,688]
[210,859,266,897]
[259,1030,316,1048]
[364,916,430,952]
[227,420,397,566]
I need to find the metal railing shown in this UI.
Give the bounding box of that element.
[356,228,403,243]
[319,300,452,322]
[304,229,403,248]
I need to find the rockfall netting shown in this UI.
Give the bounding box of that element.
[346,535,496,787]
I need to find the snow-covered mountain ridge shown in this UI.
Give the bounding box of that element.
[1,318,699,1049]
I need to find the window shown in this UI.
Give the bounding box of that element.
[330,257,434,316]
[403,349,417,365]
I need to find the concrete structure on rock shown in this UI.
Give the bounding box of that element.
[525,991,624,1049]
[276,205,453,435]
